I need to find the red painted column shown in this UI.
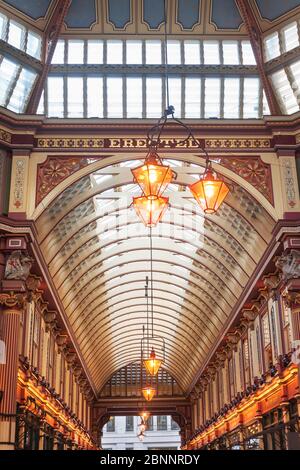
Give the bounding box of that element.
[0,305,22,449]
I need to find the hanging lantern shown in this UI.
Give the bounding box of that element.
[138,421,147,433]
[131,152,175,199]
[140,411,150,422]
[138,432,145,442]
[142,386,156,401]
[133,195,169,227]
[143,347,162,376]
[189,165,229,214]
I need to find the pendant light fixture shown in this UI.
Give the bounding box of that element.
[132,195,169,227]
[189,156,229,214]
[132,0,229,217]
[131,152,175,200]
[141,238,165,379]
[143,347,162,376]
[140,410,150,422]
[142,386,156,402]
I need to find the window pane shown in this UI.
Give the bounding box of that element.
[126,77,142,118]
[107,77,123,117]
[8,67,37,113]
[271,69,299,114]
[26,31,42,59]
[146,40,161,64]
[146,77,162,117]
[184,40,200,64]
[107,40,123,64]
[0,13,7,40]
[157,415,167,430]
[168,77,181,117]
[222,41,239,65]
[290,60,300,89]
[166,40,181,64]
[0,58,19,106]
[282,22,299,52]
[203,41,220,64]
[243,77,259,118]
[126,40,142,64]
[68,39,84,64]
[262,90,270,115]
[241,40,256,65]
[47,76,64,117]
[204,78,220,118]
[67,77,83,117]
[87,40,103,64]
[224,78,240,118]
[8,20,25,50]
[87,77,103,117]
[185,77,201,118]
[52,40,65,64]
[264,32,280,61]
[37,90,44,115]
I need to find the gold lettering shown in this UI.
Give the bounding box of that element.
[122,139,136,148]
[135,139,147,148]
[109,138,121,148]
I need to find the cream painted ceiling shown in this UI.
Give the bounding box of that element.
[35,156,275,394]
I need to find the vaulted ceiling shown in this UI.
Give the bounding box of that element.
[34,156,275,394]
[2,0,300,36]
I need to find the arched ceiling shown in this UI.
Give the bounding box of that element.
[34,156,275,394]
[1,0,300,35]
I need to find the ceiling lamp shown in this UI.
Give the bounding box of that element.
[189,158,229,214]
[131,152,175,200]
[132,195,169,227]
[138,421,147,433]
[143,347,162,376]
[138,432,145,442]
[142,386,156,402]
[140,411,150,422]
[131,1,229,217]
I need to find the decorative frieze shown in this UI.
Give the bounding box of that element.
[36,136,272,150]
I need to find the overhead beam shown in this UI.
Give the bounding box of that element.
[236,0,281,115]
[26,0,72,114]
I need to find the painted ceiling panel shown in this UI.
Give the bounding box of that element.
[3,0,52,19]
[108,0,131,29]
[177,0,200,30]
[255,0,300,21]
[143,0,165,29]
[211,0,243,29]
[65,0,96,28]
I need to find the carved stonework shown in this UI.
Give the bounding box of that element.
[12,158,27,209]
[0,292,26,308]
[276,250,300,281]
[36,156,95,205]
[282,160,297,208]
[4,251,33,281]
[218,157,273,204]
[0,127,12,143]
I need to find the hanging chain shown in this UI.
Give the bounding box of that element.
[149,226,154,338]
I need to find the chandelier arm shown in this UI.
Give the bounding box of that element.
[147,116,168,151]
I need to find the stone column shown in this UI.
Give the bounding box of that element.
[0,298,24,449]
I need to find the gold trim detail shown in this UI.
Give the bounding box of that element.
[36,137,272,149]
